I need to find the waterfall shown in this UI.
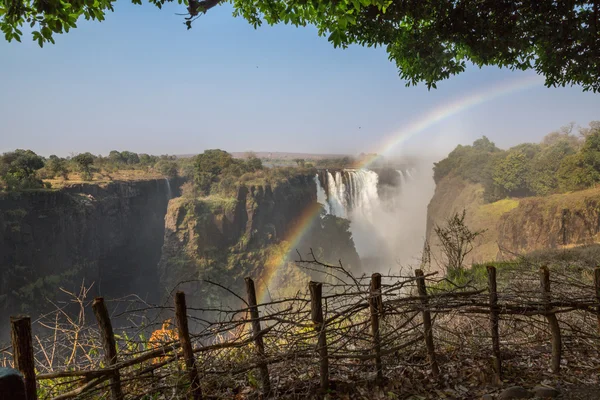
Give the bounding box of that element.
[318,169,380,219]
[314,167,434,270]
[326,171,348,218]
[314,174,330,214]
[165,178,172,200]
[397,170,406,187]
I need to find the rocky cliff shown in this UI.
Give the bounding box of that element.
[425,174,600,268]
[158,175,361,308]
[0,173,361,330]
[0,179,179,323]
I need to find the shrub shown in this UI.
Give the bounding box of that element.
[0,149,45,190]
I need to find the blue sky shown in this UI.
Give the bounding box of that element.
[1,2,599,159]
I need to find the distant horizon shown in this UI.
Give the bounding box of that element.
[3,119,598,161]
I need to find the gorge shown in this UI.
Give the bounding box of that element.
[4,143,600,340]
[0,166,430,332]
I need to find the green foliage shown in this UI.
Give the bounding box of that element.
[492,150,531,196]
[2,0,599,91]
[0,149,45,190]
[557,126,600,191]
[435,122,600,202]
[557,153,599,192]
[45,155,69,179]
[314,156,355,169]
[192,149,267,196]
[528,138,577,195]
[433,136,500,184]
[72,152,95,181]
[202,194,238,214]
[155,159,179,178]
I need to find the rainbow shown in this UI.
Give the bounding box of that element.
[257,200,323,303]
[360,73,544,168]
[257,73,544,303]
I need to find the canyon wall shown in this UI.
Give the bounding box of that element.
[0,179,179,323]
[426,174,600,268]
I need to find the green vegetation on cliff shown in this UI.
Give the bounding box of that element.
[0,149,46,190]
[427,172,600,266]
[434,121,600,203]
[160,178,361,310]
[0,148,182,191]
[185,149,317,199]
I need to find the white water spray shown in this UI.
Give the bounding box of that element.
[165,178,172,200]
[314,174,330,214]
[315,167,434,270]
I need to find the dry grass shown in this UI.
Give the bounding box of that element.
[44,170,164,189]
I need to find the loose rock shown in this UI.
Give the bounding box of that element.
[533,386,560,398]
[498,386,533,400]
[482,395,494,400]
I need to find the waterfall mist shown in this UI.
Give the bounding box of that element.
[315,161,435,272]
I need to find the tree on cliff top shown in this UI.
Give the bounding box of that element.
[1,0,599,91]
[0,149,45,190]
[72,152,95,181]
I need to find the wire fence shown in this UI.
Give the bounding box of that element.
[2,260,600,400]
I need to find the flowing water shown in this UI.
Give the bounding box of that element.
[315,167,434,271]
[165,178,172,200]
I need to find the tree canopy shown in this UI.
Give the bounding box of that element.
[1,0,598,91]
[0,149,45,190]
[434,121,600,202]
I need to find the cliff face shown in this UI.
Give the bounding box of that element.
[497,189,600,253]
[425,174,600,267]
[157,176,319,303]
[0,179,178,321]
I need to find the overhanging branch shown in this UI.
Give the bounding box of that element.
[188,0,223,17]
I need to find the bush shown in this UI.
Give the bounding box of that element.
[45,155,69,179]
[155,159,179,178]
[72,153,95,181]
[0,149,45,190]
[434,121,600,202]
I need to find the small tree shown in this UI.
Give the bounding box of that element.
[434,210,485,274]
[108,150,124,165]
[0,149,45,190]
[72,153,95,181]
[155,159,178,179]
[246,153,263,171]
[46,155,69,179]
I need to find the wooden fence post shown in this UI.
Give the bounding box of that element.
[369,273,384,385]
[594,266,600,336]
[245,278,271,397]
[92,298,124,400]
[175,292,203,400]
[540,266,562,374]
[415,269,439,377]
[309,281,329,394]
[10,316,37,400]
[487,266,502,384]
